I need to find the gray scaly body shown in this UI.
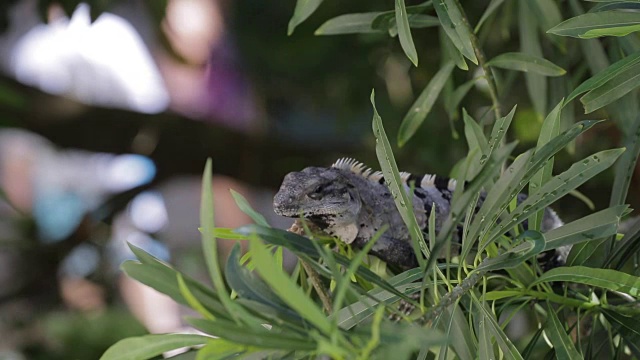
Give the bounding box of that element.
[273,158,565,270]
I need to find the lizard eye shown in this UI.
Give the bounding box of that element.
[308,185,324,200]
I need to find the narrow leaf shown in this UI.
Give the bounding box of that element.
[230,190,269,227]
[529,100,564,230]
[520,2,547,115]
[433,0,478,64]
[533,267,640,297]
[602,310,640,357]
[544,205,627,251]
[470,295,524,360]
[372,90,428,265]
[395,0,418,66]
[315,13,382,35]
[101,334,209,360]
[288,0,324,35]
[548,11,640,38]
[487,52,566,76]
[544,303,583,360]
[398,62,455,146]
[566,50,640,104]
[474,0,506,33]
[581,62,640,113]
[480,148,625,251]
[188,318,317,351]
[249,235,333,334]
[201,159,255,325]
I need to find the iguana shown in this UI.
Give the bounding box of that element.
[273,158,567,271]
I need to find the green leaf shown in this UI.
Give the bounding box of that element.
[548,11,640,38]
[435,302,476,360]
[315,13,382,35]
[475,230,546,272]
[398,62,455,146]
[177,273,215,320]
[433,0,478,64]
[528,0,565,50]
[474,0,506,33]
[477,302,495,360]
[230,190,269,227]
[440,27,468,70]
[544,205,627,251]
[580,62,640,113]
[288,0,324,35]
[487,52,566,76]
[249,235,333,334]
[602,310,640,357]
[446,81,476,119]
[544,303,583,360]
[480,148,625,251]
[431,142,517,273]
[532,267,640,296]
[196,339,251,360]
[224,244,295,318]
[566,50,640,104]
[371,2,433,31]
[395,0,418,66]
[470,295,524,360]
[123,245,230,319]
[100,334,209,360]
[608,217,640,269]
[590,1,640,12]
[188,318,317,351]
[519,2,546,115]
[201,159,256,325]
[234,225,411,301]
[529,100,564,231]
[372,90,428,265]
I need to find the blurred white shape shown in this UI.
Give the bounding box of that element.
[103,154,156,192]
[129,191,168,233]
[10,3,169,113]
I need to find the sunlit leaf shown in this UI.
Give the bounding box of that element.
[100,334,209,360]
[487,52,566,76]
[201,159,256,325]
[398,62,455,147]
[548,11,640,38]
[288,0,324,35]
[249,235,333,334]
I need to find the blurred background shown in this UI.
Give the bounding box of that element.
[0,1,636,359]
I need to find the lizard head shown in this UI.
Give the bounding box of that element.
[273,166,362,223]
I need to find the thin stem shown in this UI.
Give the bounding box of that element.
[452,0,502,121]
[301,259,333,314]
